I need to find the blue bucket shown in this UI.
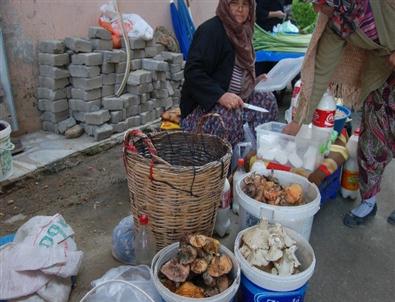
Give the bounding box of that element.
[238,274,307,302]
[334,105,351,133]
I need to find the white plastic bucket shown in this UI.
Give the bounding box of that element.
[235,170,320,241]
[151,242,240,302]
[234,225,316,292]
[0,120,14,181]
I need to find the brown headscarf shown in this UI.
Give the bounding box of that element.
[216,0,256,100]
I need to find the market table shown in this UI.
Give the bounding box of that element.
[255,49,305,62]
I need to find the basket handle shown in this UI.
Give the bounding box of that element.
[195,113,228,140]
[123,129,171,166]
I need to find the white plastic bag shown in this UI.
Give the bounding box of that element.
[112,216,136,264]
[82,265,161,302]
[99,2,154,40]
[273,20,299,34]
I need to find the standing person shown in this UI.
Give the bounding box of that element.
[284,0,395,227]
[255,0,286,32]
[181,0,278,147]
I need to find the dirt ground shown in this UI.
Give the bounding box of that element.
[0,144,131,301]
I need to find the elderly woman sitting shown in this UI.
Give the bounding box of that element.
[180,0,278,146]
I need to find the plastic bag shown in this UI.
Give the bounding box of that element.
[112,216,136,265]
[99,2,154,41]
[273,20,299,34]
[82,265,161,302]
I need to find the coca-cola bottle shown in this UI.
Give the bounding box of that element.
[312,90,336,137]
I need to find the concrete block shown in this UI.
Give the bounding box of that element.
[37,87,67,101]
[161,51,183,64]
[102,96,127,110]
[153,54,165,61]
[171,70,184,81]
[126,104,141,117]
[170,63,182,74]
[71,53,102,66]
[141,100,155,112]
[68,65,100,78]
[39,53,69,66]
[127,38,146,49]
[110,109,127,124]
[102,85,115,97]
[99,49,126,63]
[126,115,141,128]
[153,71,167,81]
[101,63,115,74]
[40,110,69,123]
[73,111,86,122]
[90,39,113,51]
[152,89,169,99]
[142,59,168,72]
[153,81,161,89]
[88,26,112,40]
[39,76,69,90]
[58,117,77,134]
[94,124,113,141]
[71,76,102,90]
[102,73,116,85]
[71,88,101,101]
[120,93,140,106]
[115,73,125,84]
[85,109,111,125]
[66,86,72,99]
[145,44,165,58]
[42,121,59,133]
[166,71,171,80]
[140,93,150,103]
[39,65,69,79]
[127,83,153,95]
[127,70,152,85]
[161,98,173,109]
[39,40,65,54]
[155,107,164,119]
[130,59,142,70]
[115,61,127,74]
[111,120,128,133]
[69,99,101,112]
[132,49,145,59]
[145,39,155,47]
[38,99,68,113]
[140,111,154,125]
[83,123,96,136]
[64,37,92,53]
[166,81,175,96]
[172,97,180,106]
[174,89,181,98]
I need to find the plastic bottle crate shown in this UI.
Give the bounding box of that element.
[319,167,342,205]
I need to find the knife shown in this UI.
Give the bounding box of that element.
[243,103,269,113]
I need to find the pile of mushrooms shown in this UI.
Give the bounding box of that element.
[159,234,233,298]
[239,220,301,276]
[242,173,304,206]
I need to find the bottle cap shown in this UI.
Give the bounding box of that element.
[139,214,149,225]
[354,128,361,136]
[237,158,244,167]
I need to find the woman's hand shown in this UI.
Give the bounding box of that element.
[269,10,286,19]
[390,52,395,69]
[283,121,301,136]
[255,73,267,85]
[218,92,244,110]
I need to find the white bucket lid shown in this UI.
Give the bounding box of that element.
[0,120,11,140]
[234,225,316,292]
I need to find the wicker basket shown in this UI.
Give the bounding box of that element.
[123,122,232,250]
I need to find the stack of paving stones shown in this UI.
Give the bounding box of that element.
[37,28,185,141]
[37,40,75,134]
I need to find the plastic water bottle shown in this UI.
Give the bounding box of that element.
[214,178,231,237]
[312,91,336,136]
[134,214,157,265]
[341,129,360,199]
[232,158,246,214]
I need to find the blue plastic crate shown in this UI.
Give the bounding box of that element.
[238,274,307,302]
[319,168,342,205]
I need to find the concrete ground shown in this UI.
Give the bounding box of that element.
[1,102,394,301]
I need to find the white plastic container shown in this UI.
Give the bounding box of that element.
[232,158,246,214]
[235,170,321,241]
[151,242,240,302]
[234,225,316,292]
[0,120,14,181]
[255,57,304,92]
[341,129,360,199]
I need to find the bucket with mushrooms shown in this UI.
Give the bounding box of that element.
[234,220,316,301]
[234,170,321,241]
[151,234,240,302]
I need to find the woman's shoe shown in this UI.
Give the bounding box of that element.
[343,204,377,227]
[387,210,395,225]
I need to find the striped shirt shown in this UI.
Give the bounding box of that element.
[228,64,244,95]
[358,1,379,42]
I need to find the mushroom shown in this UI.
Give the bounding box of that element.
[207,255,233,277]
[203,238,220,255]
[175,282,205,298]
[204,287,220,297]
[265,246,283,262]
[179,245,198,265]
[189,234,208,248]
[284,183,303,205]
[202,271,216,287]
[160,258,190,283]
[274,246,301,276]
[247,248,270,267]
[217,275,230,293]
[191,258,208,274]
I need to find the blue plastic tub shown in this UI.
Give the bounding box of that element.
[238,274,307,302]
[334,105,351,133]
[0,233,15,247]
[319,168,342,205]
